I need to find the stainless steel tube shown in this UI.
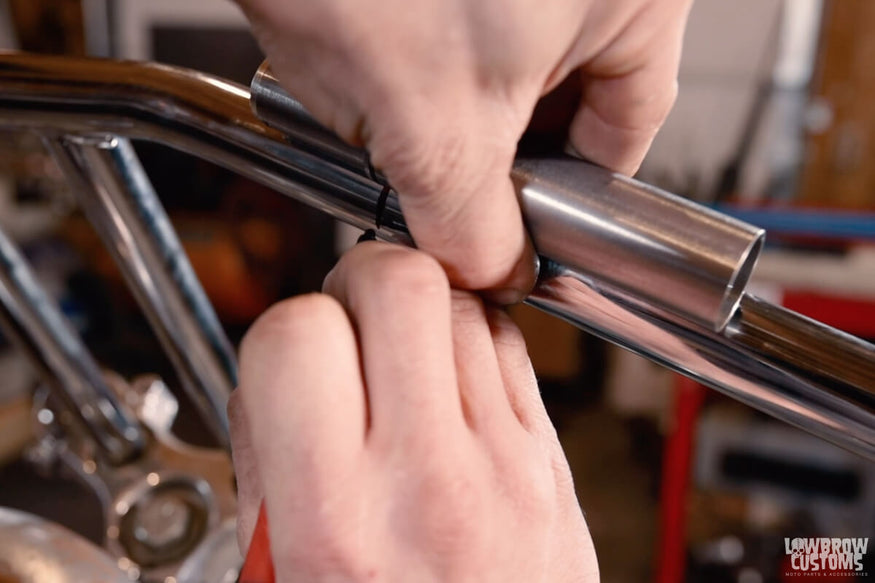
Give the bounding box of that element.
[0,53,872,458]
[45,136,236,449]
[528,269,875,458]
[251,65,381,182]
[0,222,144,462]
[252,65,764,331]
[514,159,763,330]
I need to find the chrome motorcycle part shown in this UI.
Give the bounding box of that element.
[252,65,764,331]
[0,220,144,463]
[175,519,242,583]
[46,135,236,449]
[0,54,872,457]
[27,374,238,582]
[0,506,130,583]
[101,375,238,582]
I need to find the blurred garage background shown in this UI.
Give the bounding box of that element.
[0,1,873,582]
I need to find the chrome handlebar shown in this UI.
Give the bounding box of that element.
[0,52,872,463]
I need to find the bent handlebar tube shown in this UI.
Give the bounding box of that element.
[0,53,873,459]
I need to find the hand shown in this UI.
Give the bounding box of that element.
[229,242,598,582]
[236,0,693,300]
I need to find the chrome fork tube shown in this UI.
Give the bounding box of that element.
[45,136,236,449]
[0,223,144,462]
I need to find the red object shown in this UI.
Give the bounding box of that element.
[782,291,875,337]
[655,376,706,583]
[239,502,275,583]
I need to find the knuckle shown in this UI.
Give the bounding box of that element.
[369,115,492,219]
[240,294,346,360]
[647,78,679,130]
[359,248,449,304]
[619,88,676,134]
[446,244,520,290]
[404,133,470,198]
[364,105,522,287]
[369,110,466,186]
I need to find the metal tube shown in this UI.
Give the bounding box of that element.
[528,268,875,458]
[45,136,236,449]
[0,222,144,462]
[251,65,380,182]
[0,53,409,243]
[513,159,763,330]
[253,64,764,331]
[0,53,872,458]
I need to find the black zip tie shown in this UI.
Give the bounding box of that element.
[374,184,391,229]
[357,229,377,243]
[355,184,389,244]
[365,152,380,183]
[358,154,390,242]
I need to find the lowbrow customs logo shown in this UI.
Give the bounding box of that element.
[784,537,869,577]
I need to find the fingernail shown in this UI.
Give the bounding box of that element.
[482,249,540,306]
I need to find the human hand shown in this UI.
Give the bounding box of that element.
[236,0,693,300]
[229,242,598,582]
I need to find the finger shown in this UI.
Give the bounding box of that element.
[241,10,539,302]
[569,23,685,175]
[485,307,555,439]
[228,388,262,555]
[485,308,579,503]
[237,294,366,552]
[322,242,466,448]
[364,95,539,303]
[448,290,520,435]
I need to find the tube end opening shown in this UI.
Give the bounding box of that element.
[249,61,274,117]
[715,230,765,331]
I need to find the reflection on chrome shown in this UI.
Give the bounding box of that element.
[0,52,872,462]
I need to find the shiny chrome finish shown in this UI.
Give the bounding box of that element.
[528,269,875,459]
[252,65,764,331]
[514,158,763,330]
[0,223,144,463]
[731,296,875,396]
[46,135,236,449]
[31,374,239,581]
[175,519,242,583]
[251,63,382,182]
[101,376,238,581]
[0,53,411,245]
[0,53,872,459]
[0,507,130,583]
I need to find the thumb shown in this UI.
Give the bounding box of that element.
[569,22,685,176]
[364,95,538,303]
